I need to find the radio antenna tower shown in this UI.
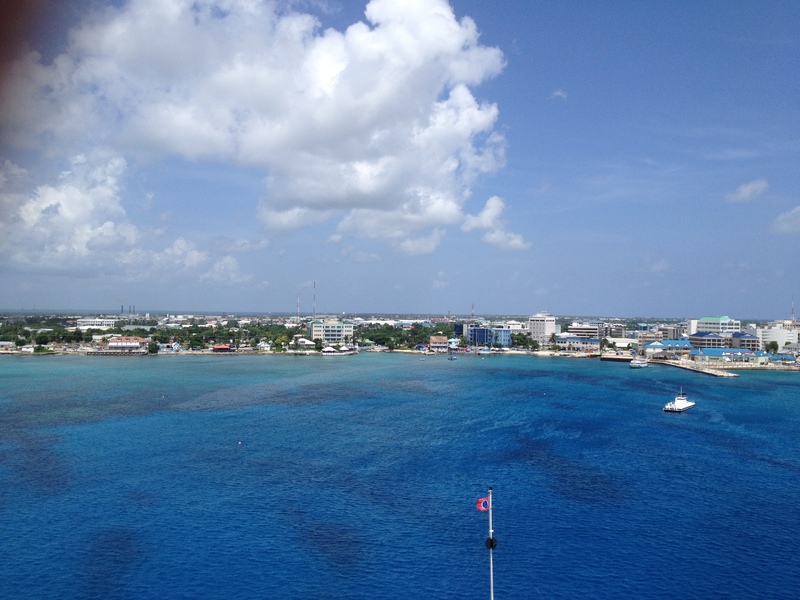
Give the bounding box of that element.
[313,281,316,320]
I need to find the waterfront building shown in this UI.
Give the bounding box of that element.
[528,312,557,345]
[95,336,147,354]
[643,339,693,358]
[554,336,601,352]
[291,337,317,349]
[307,319,355,345]
[429,336,449,352]
[660,339,693,355]
[642,341,665,357]
[466,325,511,348]
[690,347,768,365]
[689,331,726,348]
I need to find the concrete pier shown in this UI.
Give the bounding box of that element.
[661,359,739,377]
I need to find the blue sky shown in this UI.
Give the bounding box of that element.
[1,0,798,319]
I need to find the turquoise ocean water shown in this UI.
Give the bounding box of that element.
[1,353,799,599]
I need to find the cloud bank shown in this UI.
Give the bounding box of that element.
[0,0,526,273]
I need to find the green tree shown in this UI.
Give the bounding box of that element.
[511,333,531,349]
[274,335,289,352]
[548,332,558,349]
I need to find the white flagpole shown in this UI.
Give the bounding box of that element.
[487,486,495,600]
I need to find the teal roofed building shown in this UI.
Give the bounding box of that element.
[696,316,741,334]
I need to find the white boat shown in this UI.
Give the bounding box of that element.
[663,388,695,412]
[629,357,648,368]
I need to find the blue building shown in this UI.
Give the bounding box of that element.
[466,325,511,348]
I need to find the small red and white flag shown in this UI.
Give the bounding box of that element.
[476,496,490,511]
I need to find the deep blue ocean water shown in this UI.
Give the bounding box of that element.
[1,353,798,599]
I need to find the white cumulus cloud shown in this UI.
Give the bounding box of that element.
[0,0,509,255]
[725,178,768,203]
[772,205,800,233]
[201,255,253,283]
[0,155,138,269]
[462,195,530,251]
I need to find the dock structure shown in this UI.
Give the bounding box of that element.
[599,352,635,363]
[600,352,740,377]
[661,359,739,377]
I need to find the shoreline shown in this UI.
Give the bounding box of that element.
[3,347,798,372]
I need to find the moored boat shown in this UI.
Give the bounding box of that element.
[629,357,648,368]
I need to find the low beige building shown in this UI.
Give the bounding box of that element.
[429,336,449,352]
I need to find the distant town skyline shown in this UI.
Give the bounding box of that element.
[2,304,796,325]
[1,1,798,317]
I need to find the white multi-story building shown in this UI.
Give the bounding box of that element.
[748,322,799,350]
[307,320,355,345]
[567,322,601,338]
[77,318,118,330]
[528,312,557,345]
[695,316,741,335]
[491,320,527,335]
[107,336,147,352]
